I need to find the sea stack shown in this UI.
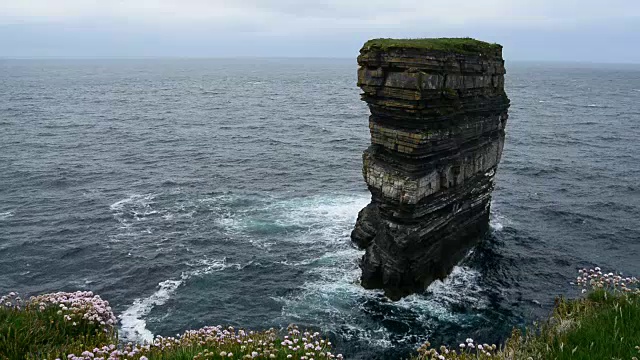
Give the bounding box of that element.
[351,38,510,300]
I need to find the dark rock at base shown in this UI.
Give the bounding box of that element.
[351,203,380,249]
[351,38,510,300]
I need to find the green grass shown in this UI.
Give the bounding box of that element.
[0,293,340,360]
[412,289,640,360]
[531,290,640,359]
[3,268,639,360]
[361,38,502,55]
[0,305,114,359]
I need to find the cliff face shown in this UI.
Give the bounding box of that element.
[351,38,510,300]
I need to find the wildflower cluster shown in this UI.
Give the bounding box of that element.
[2,289,343,360]
[1,291,117,358]
[575,267,640,295]
[29,291,117,333]
[415,338,498,360]
[411,267,640,360]
[64,325,343,360]
[65,344,150,360]
[1,290,116,334]
[185,324,342,360]
[0,291,22,309]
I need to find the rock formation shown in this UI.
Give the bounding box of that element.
[351,38,510,300]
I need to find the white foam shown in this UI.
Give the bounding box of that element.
[198,194,246,233]
[277,261,486,348]
[426,266,484,300]
[207,193,370,249]
[392,266,487,325]
[490,218,504,232]
[0,211,14,220]
[490,207,511,232]
[162,213,174,221]
[270,195,377,322]
[278,258,320,267]
[119,278,181,343]
[274,194,370,245]
[115,191,489,350]
[110,194,156,212]
[214,216,241,230]
[271,194,488,349]
[110,194,158,228]
[186,257,243,275]
[119,257,241,343]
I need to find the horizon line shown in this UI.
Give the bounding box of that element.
[1,56,639,66]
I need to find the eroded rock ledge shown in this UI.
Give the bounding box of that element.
[351,38,510,300]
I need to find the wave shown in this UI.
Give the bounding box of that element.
[535,99,570,106]
[119,257,242,343]
[266,194,488,351]
[490,219,504,232]
[109,194,159,240]
[110,194,158,222]
[490,207,511,232]
[535,100,611,109]
[114,191,490,352]
[118,279,181,342]
[278,258,321,267]
[277,195,370,244]
[110,194,157,211]
[410,265,486,319]
[276,259,486,350]
[0,211,14,220]
[109,193,201,237]
[203,192,370,248]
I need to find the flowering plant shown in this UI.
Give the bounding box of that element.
[1,292,343,360]
[576,266,640,295]
[412,266,640,360]
[63,325,342,360]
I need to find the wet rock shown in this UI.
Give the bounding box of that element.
[351,38,510,300]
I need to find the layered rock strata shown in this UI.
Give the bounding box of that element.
[351,38,510,300]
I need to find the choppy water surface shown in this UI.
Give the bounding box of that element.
[1,59,639,359]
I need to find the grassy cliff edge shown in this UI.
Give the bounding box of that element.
[412,267,640,360]
[1,267,639,360]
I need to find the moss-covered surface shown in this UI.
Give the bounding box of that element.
[362,38,501,55]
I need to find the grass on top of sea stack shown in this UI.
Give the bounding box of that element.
[0,291,343,360]
[411,267,640,360]
[361,38,502,55]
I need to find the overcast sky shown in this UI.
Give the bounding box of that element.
[1,0,639,62]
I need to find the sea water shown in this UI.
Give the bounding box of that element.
[1,59,639,359]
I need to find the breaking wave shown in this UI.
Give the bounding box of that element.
[119,257,242,343]
[107,190,501,353]
[263,195,489,351]
[0,211,14,220]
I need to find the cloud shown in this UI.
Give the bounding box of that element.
[1,0,638,61]
[2,0,638,32]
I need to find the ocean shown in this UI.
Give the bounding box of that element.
[1,58,639,359]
